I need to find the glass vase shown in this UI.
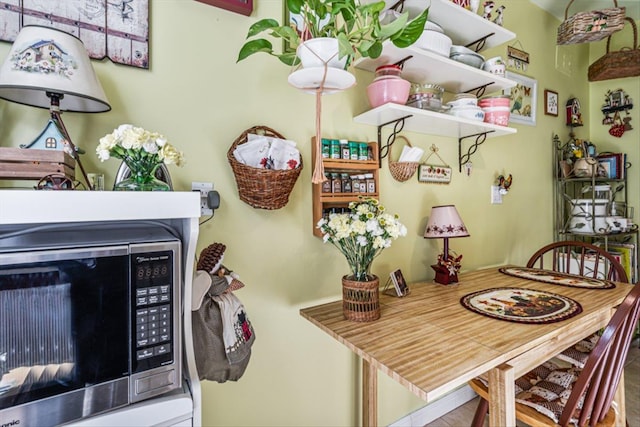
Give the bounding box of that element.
[114,161,170,191]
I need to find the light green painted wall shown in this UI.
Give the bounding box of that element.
[2,2,634,426]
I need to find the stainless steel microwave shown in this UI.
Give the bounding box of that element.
[0,223,182,427]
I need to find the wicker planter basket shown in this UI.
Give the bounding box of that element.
[342,275,380,322]
[557,0,625,45]
[388,135,419,182]
[588,17,640,82]
[227,125,303,210]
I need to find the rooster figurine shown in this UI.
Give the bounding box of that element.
[482,1,495,20]
[493,5,505,26]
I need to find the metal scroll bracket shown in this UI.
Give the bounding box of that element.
[464,82,496,98]
[458,131,494,172]
[465,33,496,52]
[377,115,412,167]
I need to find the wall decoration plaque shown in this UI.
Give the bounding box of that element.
[0,1,149,69]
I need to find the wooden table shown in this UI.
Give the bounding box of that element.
[300,267,632,427]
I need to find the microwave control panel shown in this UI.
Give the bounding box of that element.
[131,250,174,373]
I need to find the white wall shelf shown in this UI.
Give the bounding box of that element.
[354,0,518,171]
[354,44,516,95]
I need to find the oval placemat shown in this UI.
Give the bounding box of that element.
[460,287,583,324]
[499,267,616,289]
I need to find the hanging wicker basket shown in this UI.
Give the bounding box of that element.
[588,17,640,82]
[388,135,420,182]
[557,0,626,45]
[227,125,303,210]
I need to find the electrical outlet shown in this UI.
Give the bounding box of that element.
[192,182,214,216]
[491,185,502,205]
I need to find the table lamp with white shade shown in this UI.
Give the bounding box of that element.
[0,25,111,189]
[424,205,470,284]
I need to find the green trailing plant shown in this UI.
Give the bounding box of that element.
[237,0,429,69]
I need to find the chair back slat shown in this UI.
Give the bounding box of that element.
[559,283,640,426]
[527,241,628,283]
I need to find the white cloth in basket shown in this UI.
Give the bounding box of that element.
[234,134,301,170]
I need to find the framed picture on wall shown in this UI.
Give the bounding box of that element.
[544,90,558,116]
[503,72,537,126]
[196,0,253,16]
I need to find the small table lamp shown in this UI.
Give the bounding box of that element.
[0,25,111,189]
[424,205,469,284]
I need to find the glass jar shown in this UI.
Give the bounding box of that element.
[342,173,352,193]
[331,173,342,193]
[358,143,368,161]
[340,139,350,159]
[349,141,359,160]
[321,138,331,158]
[330,140,340,159]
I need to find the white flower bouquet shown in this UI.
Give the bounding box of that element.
[317,197,407,281]
[96,124,185,167]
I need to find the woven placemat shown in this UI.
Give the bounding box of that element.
[460,287,582,324]
[499,267,616,289]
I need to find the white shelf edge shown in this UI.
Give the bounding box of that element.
[353,103,517,139]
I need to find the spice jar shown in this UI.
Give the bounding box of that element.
[358,143,368,161]
[331,173,342,193]
[365,173,375,193]
[321,138,330,158]
[340,139,350,159]
[349,141,359,160]
[330,140,340,159]
[342,173,352,193]
[321,173,331,193]
[351,175,360,193]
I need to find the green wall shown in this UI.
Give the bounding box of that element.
[1,1,636,426]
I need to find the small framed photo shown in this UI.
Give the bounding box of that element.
[544,90,558,116]
[390,269,409,297]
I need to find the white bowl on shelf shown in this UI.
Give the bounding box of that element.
[416,30,452,57]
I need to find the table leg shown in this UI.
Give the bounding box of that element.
[362,360,377,427]
[488,363,516,427]
[614,371,626,427]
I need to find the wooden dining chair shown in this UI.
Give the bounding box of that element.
[469,282,640,427]
[526,240,629,283]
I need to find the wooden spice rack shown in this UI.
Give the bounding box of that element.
[311,137,379,237]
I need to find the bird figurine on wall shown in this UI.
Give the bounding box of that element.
[482,1,495,20]
[493,5,505,26]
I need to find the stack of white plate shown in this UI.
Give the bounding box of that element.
[415,21,452,57]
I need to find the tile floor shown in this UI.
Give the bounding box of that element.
[425,338,640,427]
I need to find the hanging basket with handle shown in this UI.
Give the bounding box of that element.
[227,125,303,210]
[557,0,626,45]
[388,135,420,182]
[588,17,640,82]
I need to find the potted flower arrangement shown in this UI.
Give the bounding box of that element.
[317,197,407,321]
[237,0,429,70]
[96,124,184,191]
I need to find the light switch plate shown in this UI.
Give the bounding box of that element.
[491,185,503,204]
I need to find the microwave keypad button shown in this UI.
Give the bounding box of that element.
[159,332,170,342]
[136,296,148,306]
[147,295,159,305]
[160,285,170,294]
[149,313,158,322]
[136,288,148,297]
[137,348,154,360]
[136,314,147,325]
[136,323,147,332]
[160,294,170,303]
[149,336,159,345]
[137,337,149,347]
[159,320,169,328]
[155,344,170,355]
[148,286,160,295]
[159,305,170,313]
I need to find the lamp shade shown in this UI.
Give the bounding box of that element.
[0,25,110,113]
[424,205,469,238]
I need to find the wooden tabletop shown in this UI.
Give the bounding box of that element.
[300,266,633,425]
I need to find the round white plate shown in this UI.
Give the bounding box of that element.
[288,68,356,95]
